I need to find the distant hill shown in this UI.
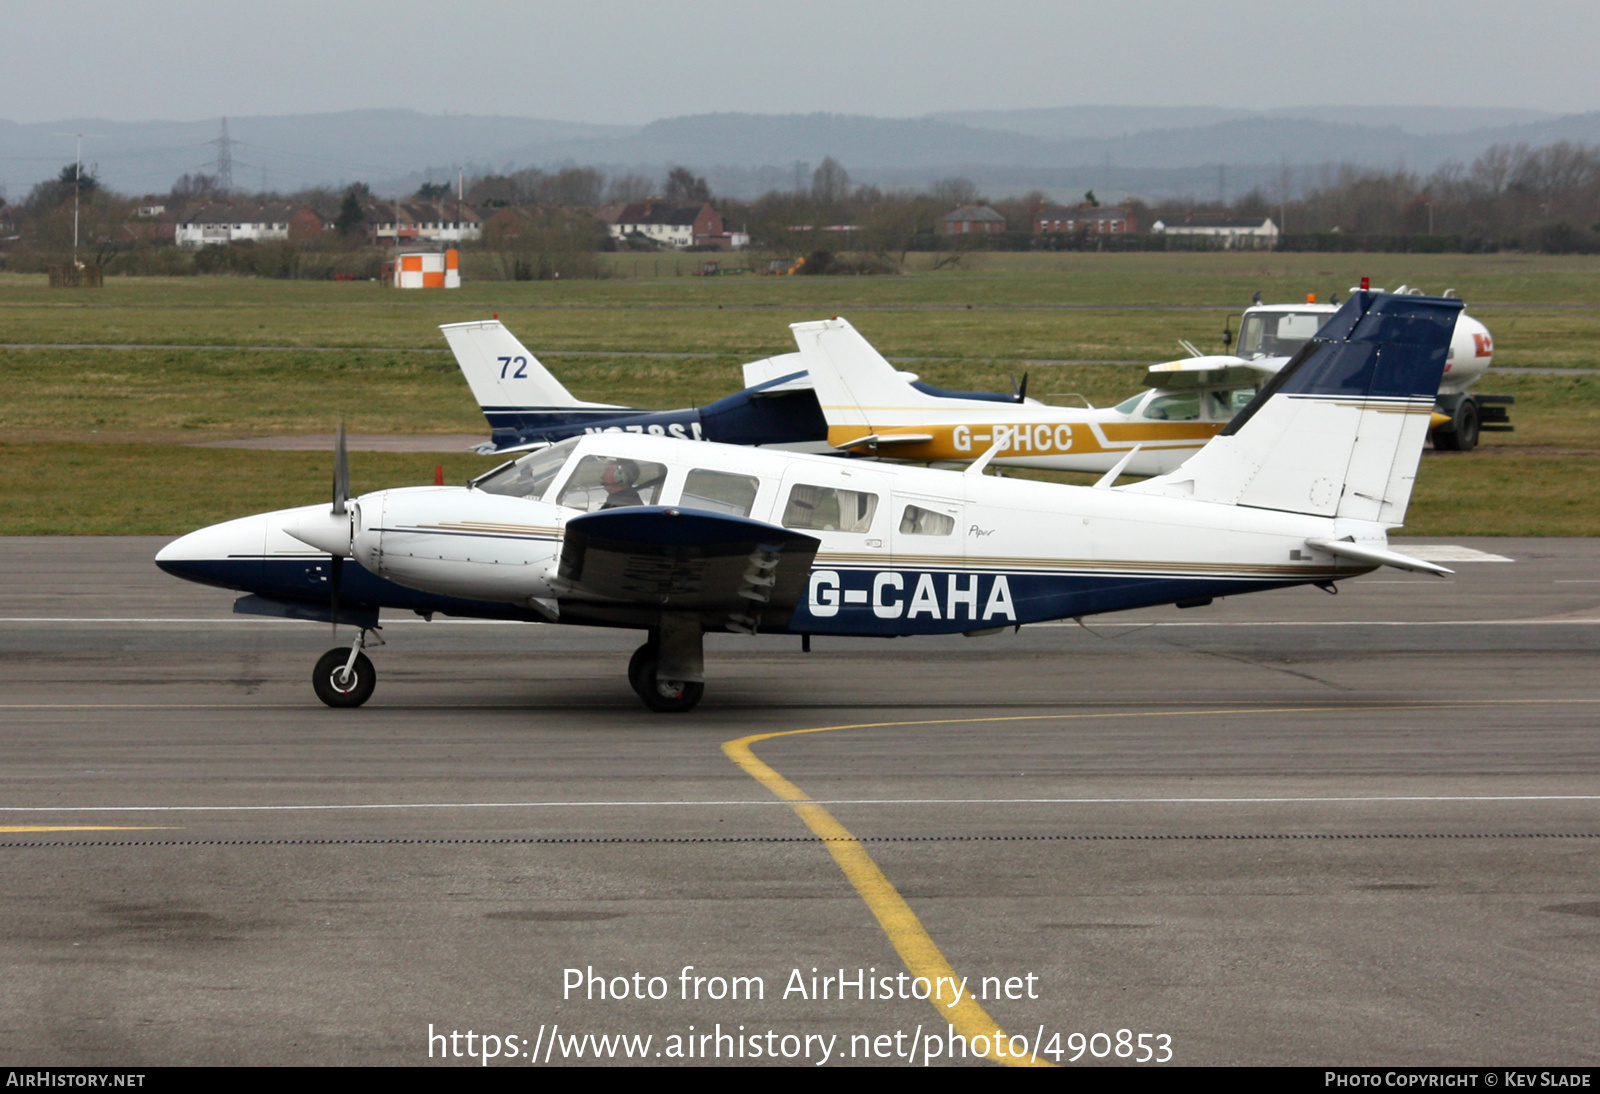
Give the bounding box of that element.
[1,105,1593,203]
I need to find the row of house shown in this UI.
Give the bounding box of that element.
[133,198,748,251]
[117,197,1277,251]
[939,204,1281,247]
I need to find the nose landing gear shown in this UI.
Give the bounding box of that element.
[313,628,382,708]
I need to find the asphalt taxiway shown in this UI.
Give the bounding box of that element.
[1,536,1596,1066]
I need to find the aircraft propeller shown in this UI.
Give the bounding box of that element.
[285,423,358,629]
[1012,371,1029,403]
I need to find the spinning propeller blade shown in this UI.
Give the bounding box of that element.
[332,420,349,515]
[330,423,348,633]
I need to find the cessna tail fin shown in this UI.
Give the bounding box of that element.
[789,317,950,428]
[1124,291,1462,526]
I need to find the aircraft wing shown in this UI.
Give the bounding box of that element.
[1142,355,1273,390]
[558,507,821,611]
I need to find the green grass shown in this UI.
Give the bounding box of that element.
[2,254,1596,535]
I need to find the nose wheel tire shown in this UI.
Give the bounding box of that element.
[628,642,704,713]
[313,648,376,708]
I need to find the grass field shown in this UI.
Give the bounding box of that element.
[2,252,1596,535]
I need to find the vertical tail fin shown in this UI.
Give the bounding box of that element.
[1125,291,1463,526]
[440,320,624,413]
[789,317,947,431]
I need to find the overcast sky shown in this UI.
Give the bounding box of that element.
[5,0,1597,125]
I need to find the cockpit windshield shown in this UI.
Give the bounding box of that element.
[471,438,579,501]
[1236,311,1327,359]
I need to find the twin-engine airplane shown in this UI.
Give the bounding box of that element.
[157,291,1462,713]
[443,319,1023,456]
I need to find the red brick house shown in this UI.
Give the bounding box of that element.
[939,205,1007,235]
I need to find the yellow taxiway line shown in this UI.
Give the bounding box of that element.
[724,699,1600,1068]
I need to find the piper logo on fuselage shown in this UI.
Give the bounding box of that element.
[807,569,1016,621]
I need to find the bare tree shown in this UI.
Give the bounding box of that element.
[930,177,979,206]
[811,157,850,206]
[664,166,710,202]
[605,173,654,203]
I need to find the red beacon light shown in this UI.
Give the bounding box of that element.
[1360,277,1370,291]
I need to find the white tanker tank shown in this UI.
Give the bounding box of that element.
[1222,286,1510,450]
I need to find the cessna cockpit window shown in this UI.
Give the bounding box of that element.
[1237,311,1324,359]
[1142,392,1200,421]
[899,505,955,536]
[782,484,878,533]
[471,438,578,500]
[557,455,668,512]
[680,470,761,517]
[1208,387,1257,418]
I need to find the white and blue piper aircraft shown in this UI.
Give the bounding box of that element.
[157,291,1461,712]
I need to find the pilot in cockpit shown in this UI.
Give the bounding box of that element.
[599,459,644,509]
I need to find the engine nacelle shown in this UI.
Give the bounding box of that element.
[353,486,564,605]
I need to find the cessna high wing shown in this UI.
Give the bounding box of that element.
[157,292,1461,713]
[443,319,1023,455]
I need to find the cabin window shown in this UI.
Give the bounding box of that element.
[899,505,955,536]
[781,484,878,533]
[681,470,760,517]
[1142,392,1201,421]
[1113,392,1148,414]
[472,437,578,500]
[557,455,667,512]
[1207,386,1257,419]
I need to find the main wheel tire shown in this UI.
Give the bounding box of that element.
[1454,400,1480,451]
[313,648,376,708]
[626,644,704,713]
[1434,401,1480,451]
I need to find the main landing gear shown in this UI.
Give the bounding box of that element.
[628,638,705,714]
[313,628,382,708]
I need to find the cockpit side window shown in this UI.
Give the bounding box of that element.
[1206,386,1257,419]
[472,437,579,500]
[557,455,669,512]
[782,484,878,533]
[899,505,955,536]
[1142,392,1200,421]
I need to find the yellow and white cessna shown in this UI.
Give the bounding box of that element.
[796,296,1497,475]
[156,292,1461,713]
[790,319,1258,476]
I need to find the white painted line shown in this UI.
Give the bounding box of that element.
[3,794,1599,813]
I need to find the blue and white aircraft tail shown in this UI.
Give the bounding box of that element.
[1125,295,1454,528]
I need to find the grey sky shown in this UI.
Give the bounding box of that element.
[5,0,1597,124]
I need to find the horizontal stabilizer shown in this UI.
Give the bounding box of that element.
[1306,537,1454,576]
[741,353,812,394]
[560,506,821,612]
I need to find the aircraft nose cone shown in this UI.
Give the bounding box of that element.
[154,513,270,589]
[289,508,354,556]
